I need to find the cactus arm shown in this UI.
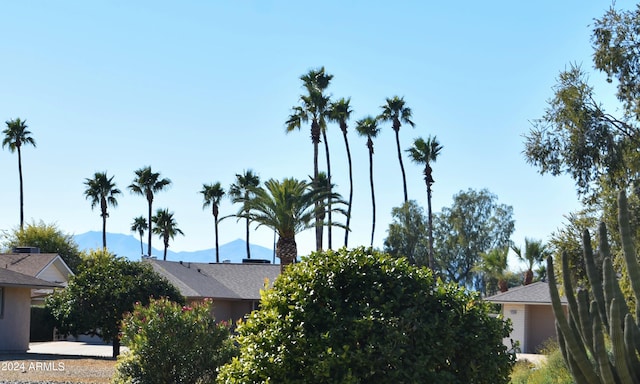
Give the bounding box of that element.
[618,191,640,319]
[577,289,594,356]
[585,224,609,329]
[610,298,635,384]
[548,256,602,384]
[603,257,630,326]
[562,252,590,354]
[591,301,615,383]
[624,314,640,381]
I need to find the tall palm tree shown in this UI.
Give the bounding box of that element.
[201,182,225,263]
[151,208,184,261]
[407,136,443,271]
[128,166,172,258]
[511,238,548,285]
[286,67,333,251]
[228,170,260,259]
[83,172,121,249]
[237,178,343,272]
[328,97,354,247]
[3,118,36,231]
[379,96,415,203]
[355,116,381,247]
[130,216,148,258]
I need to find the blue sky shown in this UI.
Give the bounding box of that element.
[0,1,624,268]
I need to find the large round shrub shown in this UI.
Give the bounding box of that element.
[217,247,515,384]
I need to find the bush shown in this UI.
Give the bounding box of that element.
[509,341,573,384]
[217,247,515,384]
[30,306,56,341]
[113,297,237,384]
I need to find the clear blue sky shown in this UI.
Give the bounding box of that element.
[0,1,622,268]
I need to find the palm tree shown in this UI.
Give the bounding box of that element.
[228,170,260,259]
[512,238,548,285]
[83,172,121,249]
[237,178,343,272]
[407,136,443,271]
[130,216,148,258]
[474,247,510,295]
[152,208,184,261]
[128,166,172,258]
[286,67,333,251]
[201,182,225,263]
[3,118,36,231]
[328,97,354,247]
[378,96,415,203]
[355,116,381,247]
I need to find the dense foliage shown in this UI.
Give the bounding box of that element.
[217,247,515,384]
[383,200,429,266]
[46,249,184,357]
[113,297,237,384]
[1,220,82,271]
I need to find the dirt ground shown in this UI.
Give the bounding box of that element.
[0,353,116,383]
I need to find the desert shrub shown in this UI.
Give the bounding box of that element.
[217,247,515,384]
[113,297,237,384]
[509,341,573,384]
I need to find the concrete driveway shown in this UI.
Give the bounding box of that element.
[27,341,128,358]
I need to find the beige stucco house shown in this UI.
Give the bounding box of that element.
[147,259,280,323]
[485,281,568,353]
[0,268,61,352]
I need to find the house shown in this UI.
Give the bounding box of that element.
[0,268,61,352]
[485,281,567,353]
[147,259,280,323]
[0,250,74,304]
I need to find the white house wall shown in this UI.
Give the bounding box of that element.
[0,287,32,352]
[502,303,526,353]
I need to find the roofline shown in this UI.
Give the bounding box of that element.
[0,282,62,289]
[489,300,568,306]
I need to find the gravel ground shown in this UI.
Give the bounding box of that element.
[0,354,116,384]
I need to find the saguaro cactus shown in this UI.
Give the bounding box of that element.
[547,190,640,384]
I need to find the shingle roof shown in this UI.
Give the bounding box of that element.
[0,253,61,277]
[0,268,62,289]
[148,260,280,300]
[484,281,568,305]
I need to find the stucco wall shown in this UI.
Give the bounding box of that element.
[502,303,526,352]
[0,287,32,352]
[526,304,557,353]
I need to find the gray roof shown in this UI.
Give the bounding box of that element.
[0,268,62,289]
[148,259,280,300]
[484,281,568,305]
[0,253,61,276]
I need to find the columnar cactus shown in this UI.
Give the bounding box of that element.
[547,190,640,384]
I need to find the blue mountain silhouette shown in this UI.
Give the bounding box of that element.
[73,231,276,264]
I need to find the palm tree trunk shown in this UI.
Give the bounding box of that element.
[342,129,353,248]
[427,183,435,271]
[276,236,297,273]
[17,146,24,231]
[245,216,251,259]
[312,120,322,251]
[367,142,376,247]
[102,214,107,249]
[322,129,332,249]
[394,130,408,203]
[163,238,168,261]
[214,214,220,263]
[112,337,120,358]
[139,233,144,258]
[147,200,153,257]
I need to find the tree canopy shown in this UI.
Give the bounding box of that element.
[46,249,184,357]
[383,200,429,266]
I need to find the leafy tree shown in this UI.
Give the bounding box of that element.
[201,182,225,263]
[236,177,343,271]
[113,298,237,384]
[286,67,333,251]
[83,171,121,249]
[46,249,184,357]
[217,247,515,383]
[3,118,36,231]
[355,116,381,247]
[2,221,82,271]
[328,97,354,247]
[407,135,443,270]
[128,166,172,258]
[383,200,429,266]
[378,96,415,203]
[433,189,515,290]
[511,238,549,285]
[130,216,148,258]
[151,208,184,261]
[228,169,260,259]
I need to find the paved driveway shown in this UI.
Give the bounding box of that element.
[27,341,128,357]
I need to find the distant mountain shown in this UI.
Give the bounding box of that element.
[73,231,276,264]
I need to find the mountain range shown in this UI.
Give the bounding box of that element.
[73,231,277,264]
